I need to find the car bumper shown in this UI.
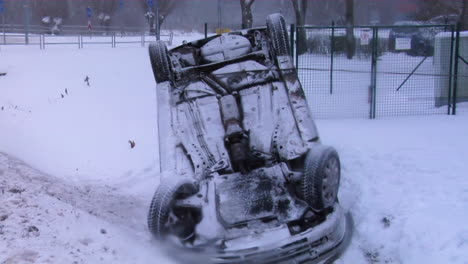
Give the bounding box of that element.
[212,204,352,264]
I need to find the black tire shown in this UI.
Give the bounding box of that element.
[148,40,172,83]
[266,13,291,56]
[147,178,198,239]
[299,145,341,211]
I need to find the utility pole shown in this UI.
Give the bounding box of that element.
[217,0,223,29]
[345,0,355,59]
[23,0,31,45]
[118,0,123,29]
[0,0,4,45]
[460,0,467,31]
[155,0,160,40]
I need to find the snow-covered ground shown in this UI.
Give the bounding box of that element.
[1,37,467,263]
[323,116,468,264]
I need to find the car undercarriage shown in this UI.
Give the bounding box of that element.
[146,13,352,264]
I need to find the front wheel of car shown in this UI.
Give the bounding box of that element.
[147,177,200,240]
[148,40,173,83]
[298,145,341,211]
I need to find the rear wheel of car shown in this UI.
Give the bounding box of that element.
[147,178,199,240]
[148,40,173,83]
[266,13,290,56]
[299,145,341,211]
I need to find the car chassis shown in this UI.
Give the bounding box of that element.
[147,14,352,264]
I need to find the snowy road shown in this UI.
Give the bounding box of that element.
[1,42,467,263]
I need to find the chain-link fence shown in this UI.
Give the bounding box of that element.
[297,26,374,118]
[295,24,467,119]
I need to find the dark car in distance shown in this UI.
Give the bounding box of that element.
[388,21,437,56]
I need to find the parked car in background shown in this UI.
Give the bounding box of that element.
[429,14,459,25]
[388,21,436,57]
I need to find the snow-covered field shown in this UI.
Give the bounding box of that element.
[1,37,467,263]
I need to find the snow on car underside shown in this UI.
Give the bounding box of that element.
[159,31,319,179]
[146,13,350,264]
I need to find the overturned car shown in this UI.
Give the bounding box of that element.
[147,14,352,264]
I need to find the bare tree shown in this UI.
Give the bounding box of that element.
[345,0,355,59]
[140,0,179,34]
[33,0,69,20]
[92,0,117,32]
[291,0,307,54]
[32,0,69,34]
[412,0,468,29]
[306,0,345,25]
[459,0,468,30]
[240,0,255,29]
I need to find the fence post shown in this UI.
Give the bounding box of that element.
[290,24,295,66]
[141,31,144,47]
[452,22,461,115]
[369,27,379,119]
[330,21,335,95]
[1,14,4,45]
[447,25,455,115]
[373,28,379,119]
[204,23,208,39]
[295,25,299,70]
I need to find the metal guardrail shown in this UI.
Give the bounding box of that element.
[0,24,174,48]
[1,23,148,34]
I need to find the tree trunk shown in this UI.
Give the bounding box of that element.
[157,15,166,34]
[460,0,467,30]
[66,0,74,18]
[147,15,155,34]
[345,0,355,59]
[240,0,254,29]
[292,0,307,55]
[142,0,178,35]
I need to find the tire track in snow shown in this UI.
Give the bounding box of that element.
[0,152,149,233]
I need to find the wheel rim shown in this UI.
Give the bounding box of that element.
[163,184,200,241]
[322,157,340,206]
[166,207,197,241]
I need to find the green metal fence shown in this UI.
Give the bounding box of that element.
[452,26,468,115]
[294,23,466,119]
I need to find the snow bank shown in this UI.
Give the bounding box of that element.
[0,153,176,263]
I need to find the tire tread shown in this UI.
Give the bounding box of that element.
[300,145,341,210]
[147,178,195,238]
[149,40,172,83]
[266,14,291,56]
